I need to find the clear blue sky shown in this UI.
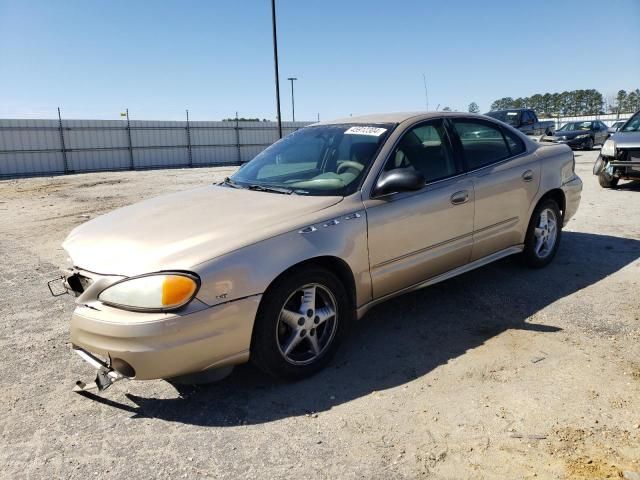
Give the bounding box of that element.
[1,0,639,121]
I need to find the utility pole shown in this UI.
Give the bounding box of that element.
[287,77,297,122]
[270,0,283,138]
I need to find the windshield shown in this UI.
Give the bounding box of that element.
[485,110,521,126]
[620,112,640,132]
[230,124,393,196]
[558,121,592,131]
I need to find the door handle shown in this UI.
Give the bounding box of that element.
[450,190,469,205]
[522,170,534,182]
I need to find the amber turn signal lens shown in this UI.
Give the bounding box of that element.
[162,275,198,308]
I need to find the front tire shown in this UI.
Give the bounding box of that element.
[598,173,619,188]
[523,199,562,268]
[583,137,594,150]
[250,266,351,380]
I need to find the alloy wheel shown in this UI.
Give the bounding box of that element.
[276,283,338,365]
[533,208,558,259]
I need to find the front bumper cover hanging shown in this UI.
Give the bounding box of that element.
[72,347,126,393]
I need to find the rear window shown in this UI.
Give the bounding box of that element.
[503,129,526,156]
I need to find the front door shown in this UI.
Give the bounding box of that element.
[363,119,475,299]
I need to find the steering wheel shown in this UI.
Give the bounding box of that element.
[336,161,365,176]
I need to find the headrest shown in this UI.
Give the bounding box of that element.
[350,142,378,163]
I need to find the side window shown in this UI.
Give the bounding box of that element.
[502,128,526,156]
[384,121,457,183]
[452,119,511,170]
[522,111,533,124]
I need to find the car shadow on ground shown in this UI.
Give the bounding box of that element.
[81,231,640,426]
[616,180,640,191]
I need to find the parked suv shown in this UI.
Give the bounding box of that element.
[52,112,582,393]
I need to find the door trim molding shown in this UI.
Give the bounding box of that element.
[371,231,473,269]
[357,244,524,319]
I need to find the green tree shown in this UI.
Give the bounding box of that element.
[624,90,639,113]
[616,90,628,114]
[489,88,637,116]
[468,102,480,113]
[541,93,552,116]
[490,97,514,111]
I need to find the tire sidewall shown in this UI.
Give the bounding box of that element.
[584,137,593,150]
[523,199,562,268]
[250,267,351,380]
[598,172,618,188]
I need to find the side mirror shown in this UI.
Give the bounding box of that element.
[374,168,425,197]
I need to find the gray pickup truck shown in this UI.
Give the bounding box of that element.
[593,110,640,188]
[485,109,555,138]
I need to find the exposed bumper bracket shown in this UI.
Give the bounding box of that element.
[72,347,126,393]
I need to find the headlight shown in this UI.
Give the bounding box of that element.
[601,139,616,157]
[98,272,200,311]
[575,134,589,139]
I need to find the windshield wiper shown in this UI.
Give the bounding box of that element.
[246,184,295,195]
[221,177,243,189]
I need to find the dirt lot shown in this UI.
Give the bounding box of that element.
[1,150,639,479]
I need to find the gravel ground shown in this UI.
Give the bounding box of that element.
[1,150,639,479]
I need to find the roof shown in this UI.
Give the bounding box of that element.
[315,111,473,126]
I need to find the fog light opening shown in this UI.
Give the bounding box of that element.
[111,358,136,378]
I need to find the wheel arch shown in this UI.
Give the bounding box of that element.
[523,188,566,244]
[537,188,566,219]
[259,255,357,314]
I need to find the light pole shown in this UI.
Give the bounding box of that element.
[270,0,283,138]
[287,77,297,122]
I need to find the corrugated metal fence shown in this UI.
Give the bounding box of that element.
[0,118,312,178]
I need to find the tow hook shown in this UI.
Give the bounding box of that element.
[72,347,126,393]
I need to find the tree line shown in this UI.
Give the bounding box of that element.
[486,88,640,116]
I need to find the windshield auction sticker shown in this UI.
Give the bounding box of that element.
[344,126,387,136]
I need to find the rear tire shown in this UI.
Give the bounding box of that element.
[250,266,352,381]
[523,199,562,268]
[598,173,618,189]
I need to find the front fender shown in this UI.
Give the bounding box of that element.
[193,195,372,309]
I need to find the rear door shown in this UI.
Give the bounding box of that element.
[448,118,540,261]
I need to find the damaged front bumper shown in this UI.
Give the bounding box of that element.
[71,346,128,393]
[50,265,261,394]
[593,154,640,179]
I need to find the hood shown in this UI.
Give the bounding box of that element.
[610,131,640,148]
[63,185,342,276]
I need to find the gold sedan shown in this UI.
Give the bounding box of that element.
[53,112,582,392]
